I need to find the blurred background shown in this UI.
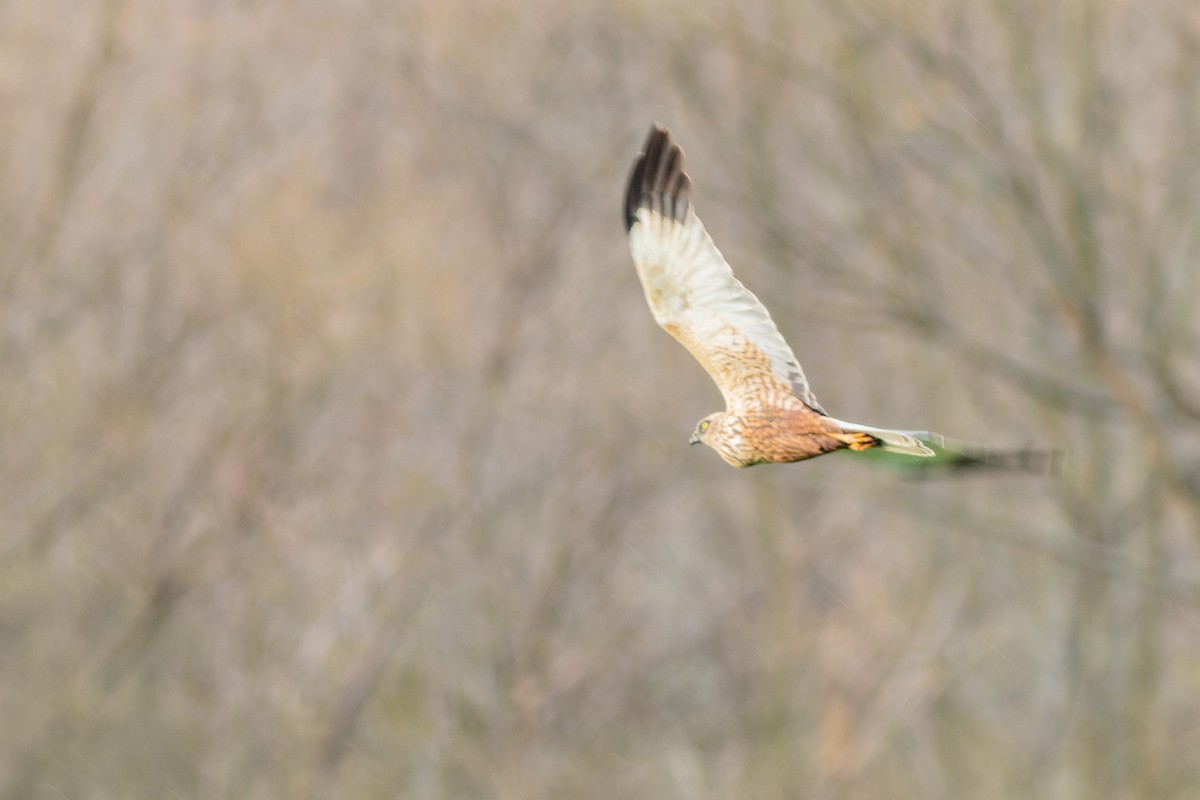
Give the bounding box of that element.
[4,0,1200,797]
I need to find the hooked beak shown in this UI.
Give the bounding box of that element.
[689,432,701,446]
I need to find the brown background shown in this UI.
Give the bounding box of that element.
[3,1,1200,797]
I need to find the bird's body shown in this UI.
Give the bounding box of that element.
[624,124,1057,473]
[697,405,877,468]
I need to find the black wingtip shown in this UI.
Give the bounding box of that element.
[624,123,692,233]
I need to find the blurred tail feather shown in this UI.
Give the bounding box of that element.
[837,426,1062,475]
[907,431,1063,475]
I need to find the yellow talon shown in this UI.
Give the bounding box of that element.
[834,432,879,451]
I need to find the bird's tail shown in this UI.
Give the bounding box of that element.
[834,420,1062,475]
[900,432,1063,475]
[831,419,935,458]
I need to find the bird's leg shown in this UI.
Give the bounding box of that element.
[830,432,880,451]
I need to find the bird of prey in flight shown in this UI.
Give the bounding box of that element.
[624,124,1056,473]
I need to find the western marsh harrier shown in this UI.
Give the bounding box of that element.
[624,124,1056,473]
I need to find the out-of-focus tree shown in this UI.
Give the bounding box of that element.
[2,0,1200,798]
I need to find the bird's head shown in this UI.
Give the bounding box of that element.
[689,412,724,448]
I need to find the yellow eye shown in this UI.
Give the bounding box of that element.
[699,420,709,432]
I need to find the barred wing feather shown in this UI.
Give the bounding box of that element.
[624,124,824,414]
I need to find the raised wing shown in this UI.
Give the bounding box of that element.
[624,124,824,413]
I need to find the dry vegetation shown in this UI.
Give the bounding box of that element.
[4,0,1200,797]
